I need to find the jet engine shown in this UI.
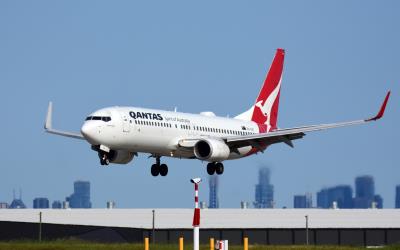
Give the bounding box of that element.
[194,139,230,162]
[108,150,135,164]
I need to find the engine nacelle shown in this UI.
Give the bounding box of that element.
[194,139,230,162]
[108,150,135,164]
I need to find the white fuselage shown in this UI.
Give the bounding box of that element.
[81,107,261,160]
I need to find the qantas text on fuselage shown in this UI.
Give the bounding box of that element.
[44,49,390,177]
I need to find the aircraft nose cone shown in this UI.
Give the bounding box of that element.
[81,122,98,143]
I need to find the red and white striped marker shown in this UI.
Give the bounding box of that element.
[190,178,202,250]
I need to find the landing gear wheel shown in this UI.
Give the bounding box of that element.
[215,162,224,175]
[151,164,160,176]
[99,152,110,166]
[207,163,216,175]
[159,164,168,176]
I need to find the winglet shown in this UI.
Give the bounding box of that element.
[45,101,53,130]
[366,91,391,121]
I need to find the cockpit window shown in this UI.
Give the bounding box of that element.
[85,116,111,122]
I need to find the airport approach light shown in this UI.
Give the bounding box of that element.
[191,178,202,250]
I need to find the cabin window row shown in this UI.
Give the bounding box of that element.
[134,120,172,128]
[183,124,255,136]
[133,119,255,136]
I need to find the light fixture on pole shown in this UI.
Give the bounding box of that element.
[191,178,202,250]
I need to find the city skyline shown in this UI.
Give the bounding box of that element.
[2,174,400,209]
[0,1,398,209]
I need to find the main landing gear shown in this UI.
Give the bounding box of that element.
[151,156,168,177]
[207,162,224,175]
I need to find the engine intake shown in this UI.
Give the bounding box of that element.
[194,139,230,162]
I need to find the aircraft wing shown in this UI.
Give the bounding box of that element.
[44,102,85,140]
[225,91,391,150]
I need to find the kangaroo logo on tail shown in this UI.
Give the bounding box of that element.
[235,48,285,132]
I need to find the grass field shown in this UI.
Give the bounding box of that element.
[0,240,399,250]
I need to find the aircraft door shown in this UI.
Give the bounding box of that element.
[121,114,131,132]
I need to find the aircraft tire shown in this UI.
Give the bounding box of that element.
[151,164,160,176]
[215,162,224,175]
[207,163,216,175]
[160,164,168,176]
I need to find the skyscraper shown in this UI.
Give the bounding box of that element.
[208,175,219,208]
[33,198,49,209]
[294,193,312,208]
[66,181,92,208]
[396,185,400,209]
[317,185,353,208]
[254,167,274,208]
[353,175,375,208]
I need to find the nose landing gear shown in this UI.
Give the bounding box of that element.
[207,162,224,175]
[151,156,168,177]
[99,152,110,166]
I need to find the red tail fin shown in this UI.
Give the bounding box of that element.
[251,49,285,130]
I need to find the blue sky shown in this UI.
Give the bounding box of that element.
[0,1,398,208]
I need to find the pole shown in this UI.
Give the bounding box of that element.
[191,178,201,250]
[144,237,149,250]
[210,238,214,250]
[179,237,184,250]
[244,237,248,250]
[194,182,200,250]
[39,211,42,242]
[305,215,309,245]
[152,209,155,244]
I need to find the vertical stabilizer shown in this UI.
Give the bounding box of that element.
[235,49,285,131]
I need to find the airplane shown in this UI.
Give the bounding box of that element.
[44,48,390,177]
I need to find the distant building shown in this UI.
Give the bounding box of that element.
[33,198,49,209]
[353,175,375,208]
[317,185,353,209]
[373,195,383,209]
[106,201,116,209]
[240,201,249,209]
[52,200,62,209]
[208,175,219,208]
[396,185,400,209]
[294,195,306,208]
[254,167,274,208]
[294,193,312,208]
[9,199,26,209]
[9,189,26,209]
[66,181,92,208]
[0,202,9,209]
